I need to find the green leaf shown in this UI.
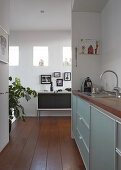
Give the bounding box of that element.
[9,76,37,121]
[9,76,12,81]
[14,109,20,119]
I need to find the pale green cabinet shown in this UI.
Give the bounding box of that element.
[72,94,117,170]
[77,97,90,126]
[76,97,90,170]
[90,106,115,170]
[72,94,77,138]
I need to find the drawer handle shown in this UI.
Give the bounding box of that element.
[78,116,89,129]
[116,148,121,157]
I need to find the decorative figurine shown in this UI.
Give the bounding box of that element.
[82,45,85,54]
[39,59,44,66]
[88,45,94,54]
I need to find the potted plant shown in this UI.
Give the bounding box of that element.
[9,76,37,132]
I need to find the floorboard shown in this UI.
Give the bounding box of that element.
[0,117,86,170]
[58,118,85,170]
[0,118,34,170]
[46,118,62,170]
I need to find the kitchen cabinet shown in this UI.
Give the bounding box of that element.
[38,92,71,109]
[76,129,89,170]
[72,95,90,170]
[72,93,119,170]
[72,94,77,138]
[77,97,90,126]
[76,97,90,170]
[90,106,115,170]
[37,92,71,117]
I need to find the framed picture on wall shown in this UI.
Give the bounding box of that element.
[64,72,71,81]
[56,79,63,86]
[0,26,9,64]
[54,72,61,78]
[41,75,51,84]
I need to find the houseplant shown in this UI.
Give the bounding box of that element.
[9,76,37,132]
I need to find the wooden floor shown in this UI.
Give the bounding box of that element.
[0,117,85,170]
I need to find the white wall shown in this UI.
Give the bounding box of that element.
[72,12,101,90]
[0,0,10,152]
[101,0,121,91]
[9,30,71,116]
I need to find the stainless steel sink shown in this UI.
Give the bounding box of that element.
[91,93,116,98]
[82,91,121,98]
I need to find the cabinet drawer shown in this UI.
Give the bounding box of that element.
[77,114,89,149]
[117,122,121,152]
[76,129,89,170]
[77,97,90,126]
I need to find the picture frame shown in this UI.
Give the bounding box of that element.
[56,79,63,86]
[54,72,61,78]
[41,75,51,84]
[64,72,71,81]
[0,26,9,64]
[79,39,101,55]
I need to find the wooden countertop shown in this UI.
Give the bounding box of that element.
[73,90,121,119]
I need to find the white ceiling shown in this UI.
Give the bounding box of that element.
[10,0,72,31]
[72,0,108,12]
[10,0,108,31]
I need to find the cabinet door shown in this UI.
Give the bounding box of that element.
[90,106,115,170]
[38,93,55,108]
[55,93,71,108]
[76,129,89,170]
[77,97,90,126]
[76,97,90,170]
[77,114,89,149]
[72,95,77,138]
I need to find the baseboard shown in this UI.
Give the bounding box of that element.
[0,137,9,152]
[26,114,71,117]
[25,110,71,117]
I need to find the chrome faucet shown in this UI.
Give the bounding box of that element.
[100,70,119,98]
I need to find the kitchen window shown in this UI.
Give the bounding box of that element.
[9,46,19,66]
[63,47,71,66]
[33,46,48,66]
